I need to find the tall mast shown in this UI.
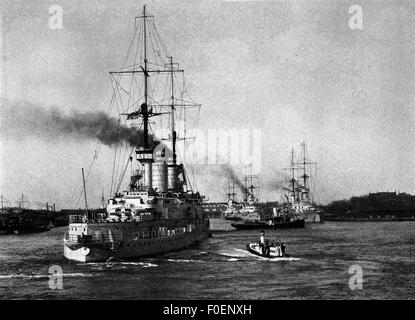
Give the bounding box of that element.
[301,141,308,190]
[291,148,296,203]
[18,194,28,208]
[142,5,149,149]
[243,165,248,202]
[143,5,148,106]
[291,149,295,193]
[232,180,235,201]
[170,56,177,165]
[101,189,105,209]
[226,177,236,201]
[297,141,317,202]
[109,5,199,192]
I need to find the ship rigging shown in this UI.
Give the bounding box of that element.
[64,5,210,262]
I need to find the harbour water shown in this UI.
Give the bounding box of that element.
[0,222,414,299]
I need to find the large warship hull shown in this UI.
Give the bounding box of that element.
[64,219,210,262]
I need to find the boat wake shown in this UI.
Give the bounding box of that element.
[116,261,158,268]
[0,272,93,279]
[255,256,301,262]
[83,261,158,268]
[165,259,206,263]
[216,247,301,262]
[216,248,253,258]
[227,258,240,262]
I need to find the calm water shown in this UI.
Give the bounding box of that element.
[0,222,414,299]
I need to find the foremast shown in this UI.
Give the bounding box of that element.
[243,166,259,205]
[298,141,317,203]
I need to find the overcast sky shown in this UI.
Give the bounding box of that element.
[1,0,414,208]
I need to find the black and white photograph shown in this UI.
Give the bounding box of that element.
[0,0,414,306]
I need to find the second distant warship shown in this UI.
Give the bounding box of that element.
[223,169,261,222]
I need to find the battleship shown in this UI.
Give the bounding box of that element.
[223,168,261,222]
[282,142,323,223]
[64,6,210,262]
[228,168,305,229]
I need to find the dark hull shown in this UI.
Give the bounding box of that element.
[0,209,53,235]
[231,218,305,230]
[224,216,242,221]
[0,225,51,235]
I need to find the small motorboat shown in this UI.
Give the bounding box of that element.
[246,242,290,258]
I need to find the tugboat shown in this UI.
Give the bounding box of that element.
[231,212,305,230]
[63,6,210,262]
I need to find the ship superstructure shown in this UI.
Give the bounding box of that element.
[64,6,210,262]
[223,167,261,221]
[223,178,241,219]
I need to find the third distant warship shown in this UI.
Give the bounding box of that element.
[282,142,323,223]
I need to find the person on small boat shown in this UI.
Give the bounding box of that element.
[259,231,265,255]
[281,242,286,257]
[264,239,270,257]
[275,242,280,256]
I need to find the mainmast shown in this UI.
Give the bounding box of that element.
[243,165,258,204]
[290,148,296,203]
[170,56,177,165]
[297,141,317,202]
[226,178,236,202]
[142,5,149,149]
[300,141,309,190]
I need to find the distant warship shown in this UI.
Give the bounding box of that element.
[223,169,261,222]
[282,142,323,223]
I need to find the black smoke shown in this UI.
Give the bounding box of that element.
[0,99,158,148]
[220,164,246,194]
